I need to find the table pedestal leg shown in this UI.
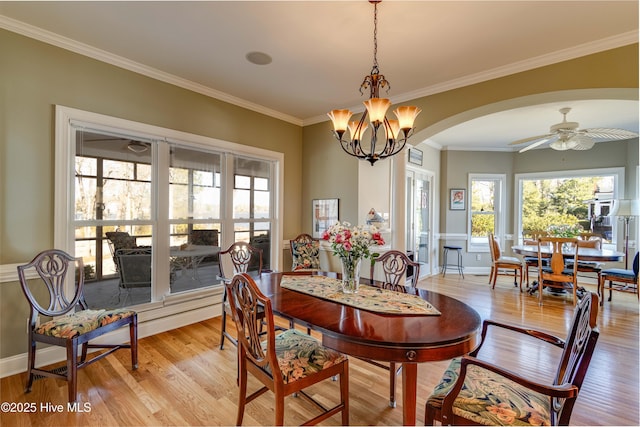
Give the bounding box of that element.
[402,362,418,426]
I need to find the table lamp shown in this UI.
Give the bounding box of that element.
[610,199,640,269]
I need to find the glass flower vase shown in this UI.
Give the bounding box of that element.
[340,256,362,294]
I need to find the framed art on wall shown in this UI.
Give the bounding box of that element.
[408,148,423,166]
[450,189,465,210]
[312,198,339,238]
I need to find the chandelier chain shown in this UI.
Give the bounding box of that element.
[372,2,378,69]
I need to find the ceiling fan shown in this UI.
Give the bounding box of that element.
[509,107,638,153]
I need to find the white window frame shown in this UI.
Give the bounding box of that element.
[514,167,625,250]
[55,105,284,308]
[467,173,506,253]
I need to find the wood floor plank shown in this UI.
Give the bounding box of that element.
[1,273,637,426]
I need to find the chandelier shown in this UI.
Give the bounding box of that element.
[327,0,421,166]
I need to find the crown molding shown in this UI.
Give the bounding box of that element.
[2,15,635,129]
[303,30,639,126]
[0,15,304,126]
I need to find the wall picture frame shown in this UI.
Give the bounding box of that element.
[408,148,423,166]
[312,198,339,238]
[450,189,466,210]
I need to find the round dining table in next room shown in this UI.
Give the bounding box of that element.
[511,244,624,262]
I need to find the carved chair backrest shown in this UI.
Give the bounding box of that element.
[370,250,420,288]
[219,242,263,279]
[17,249,88,327]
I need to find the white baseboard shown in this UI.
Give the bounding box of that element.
[0,303,223,379]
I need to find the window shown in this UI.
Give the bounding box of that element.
[515,168,624,249]
[56,106,283,311]
[468,174,506,252]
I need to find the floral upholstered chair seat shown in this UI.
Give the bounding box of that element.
[427,358,551,426]
[36,309,136,339]
[261,329,347,384]
[291,240,321,270]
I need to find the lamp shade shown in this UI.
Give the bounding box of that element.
[328,109,353,133]
[363,98,391,124]
[610,199,640,217]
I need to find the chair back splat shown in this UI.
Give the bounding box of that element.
[225,273,349,426]
[17,249,138,403]
[537,237,579,306]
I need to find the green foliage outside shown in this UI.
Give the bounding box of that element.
[521,178,596,233]
[471,214,494,237]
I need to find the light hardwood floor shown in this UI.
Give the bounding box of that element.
[1,272,638,426]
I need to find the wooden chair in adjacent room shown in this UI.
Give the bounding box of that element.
[225,273,349,426]
[599,251,639,306]
[568,233,604,287]
[537,237,579,306]
[425,291,599,426]
[289,233,321,271]
[522,230,548,288]
[367,250,421,408]
[218,241,264,349]
[488,233,523,290]
[17,249,138,403]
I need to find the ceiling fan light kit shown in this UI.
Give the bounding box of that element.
[510,107,638,153]
[327,0,421,165]
[127,141,150,153]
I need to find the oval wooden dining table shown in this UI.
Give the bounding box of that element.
[253,271,481,426]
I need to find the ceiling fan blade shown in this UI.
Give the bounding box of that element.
[508,133,554,145]
[582,128,639,140]
[518,137,553,153]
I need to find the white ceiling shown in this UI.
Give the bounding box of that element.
[1,1,638,151]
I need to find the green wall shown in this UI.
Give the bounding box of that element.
[0,29,302,358]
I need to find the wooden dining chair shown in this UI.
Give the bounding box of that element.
[366,250,421,407]
[218,241,263,349]
[522,230,548,288]
[17,249,138,403]
[568,233,604,285]
[425,291,599,426]
[289,233,321,271]
[537,237,579,306]
[599,251,639,306]
[225,273,349,426]
[488,233,523,290]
